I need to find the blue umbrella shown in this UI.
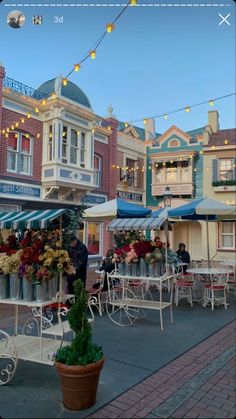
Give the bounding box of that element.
[83,198,151,220]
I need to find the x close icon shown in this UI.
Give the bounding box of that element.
[218,13,231,26]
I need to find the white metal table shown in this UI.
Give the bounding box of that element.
[106,272,174,331]
[0,295,74,385]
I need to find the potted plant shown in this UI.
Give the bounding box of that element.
[55,279,104,410]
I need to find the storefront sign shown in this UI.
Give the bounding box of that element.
[82,195,106,205]
[0,183,41,197]
[117,191,143,202]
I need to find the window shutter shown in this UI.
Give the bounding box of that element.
[233,158,236,180]
[212,159,218,182]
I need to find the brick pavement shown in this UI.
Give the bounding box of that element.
[89,321,236,419]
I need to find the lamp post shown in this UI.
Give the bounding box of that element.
[163,186,172,272]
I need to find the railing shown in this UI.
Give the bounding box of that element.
[3,77,47,100]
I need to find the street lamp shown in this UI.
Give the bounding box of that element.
[163,186,172,208]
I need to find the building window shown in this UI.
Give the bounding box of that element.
[168,139,180,148]
[219,221,235,249]
[70,129,78,165]
[126,158,138,188]
[48,125,53,161]
[62,126,68,164]
[87,222,102,255]
[7,132,32,175]
[219,159,233,181]
[94,155,102,187]
[80,132,86,168]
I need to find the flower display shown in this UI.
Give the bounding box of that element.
[0,253,10,275]
[1,251,22,274]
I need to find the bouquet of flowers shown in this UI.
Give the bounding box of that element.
[145,248,164,264]
[125,243,139,264]
[36,267,53,283]
[39,246,71,273]
[0,253,10,275]
[132,240,153,258]
[6,251,22,274]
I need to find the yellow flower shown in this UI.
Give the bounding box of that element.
[57,263,63,270]
[54,251,59,258]
[44,245,49,251]
[58,257,65,263]
[55,241,61,248]
[65,257,71,263]
[38,255,44,261]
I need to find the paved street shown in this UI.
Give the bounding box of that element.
[0,278,235,419]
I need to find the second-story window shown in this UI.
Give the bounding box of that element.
[7,132,32,175]
[48,125,53,161]
[80,132,86,168]
[62,126,68,164]
[126,158,138,188]
[94,155,102,187]
[219,159,233,181]
[70,129,78,165]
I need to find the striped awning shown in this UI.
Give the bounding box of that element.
[108,217,166,232]
[0,209,67,230]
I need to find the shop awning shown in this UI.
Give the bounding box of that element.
[108,217,166,231]
[0,209,67,230]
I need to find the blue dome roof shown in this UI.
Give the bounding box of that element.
[35,78,92,109]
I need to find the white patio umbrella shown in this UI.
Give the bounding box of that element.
[168,197,236,263]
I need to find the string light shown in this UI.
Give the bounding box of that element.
[130,0,138,5]
[27,113,31,119]
[62,78,68,86]
[20,118,25,123]
[108,126,112,132]
[106,23,115,33]
[36,133,41,139]
[35,108,39,113]
[51,93,56,100]
[77,130,80,135]
[74,64,81,72]
[209,100,214,106]
[185,106,190,113]
[143,119,147,125]
[164,114,168,120]
[92,129,95,134]
[224,140,228,145]
[41,99,47,106]
[6,128,10,133]
[200,150,203,155]
[125,122,129,128]
[90,50,96,60]
[15,122,19,128]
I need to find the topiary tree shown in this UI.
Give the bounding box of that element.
[55,279,103,365]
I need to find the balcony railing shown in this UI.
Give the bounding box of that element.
[3,76,47,101]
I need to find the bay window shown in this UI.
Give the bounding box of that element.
[126,158,138,188]
[62,126,68,164]
[218,221,235,250]
[7,132,32,175]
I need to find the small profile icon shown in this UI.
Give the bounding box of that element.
[32,15,43,25]
[7,10,26,29]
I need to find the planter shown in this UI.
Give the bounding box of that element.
[0,274,8,299]
[55,357,105,410]
[124,263,131,276]
[139,258,147,277]
[46,276,58,300]
[148,264,155,277]
[9,274,21,300]
[131,262,139,277]
[118,262,124,275]
[35,281,47,302]
[22,276,34,301]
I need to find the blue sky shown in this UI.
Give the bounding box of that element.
[0,0,235,132]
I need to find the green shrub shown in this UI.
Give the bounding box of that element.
[55,279,103,366]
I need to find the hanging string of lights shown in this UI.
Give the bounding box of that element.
[1,0,138,138]
[122,92,236,128]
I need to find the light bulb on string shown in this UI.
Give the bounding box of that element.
[5,133,8,139]
[27,113,31,119]
[6,128,10,133]
[11,125,14,130]
[106,23,115,33]
[35,108,39,114]
[130,0,138,5]
[90,50,96,60]
[74,64,81,72]
[124,122,129,128]
[62,78,68,86]
[209,100,214,107]
[143,119,147,125]
[51,93,56,100]
[185,107,190,113]
[15,122,19,128]
[21,118,25,123]
[164,114,168,120]
[41,99,47,106]
[224,140,228,145]
[37,133,41,139]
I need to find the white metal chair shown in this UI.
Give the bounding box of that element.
[203,271,229,311]
[174,275,193,307]
[87,271,105,316]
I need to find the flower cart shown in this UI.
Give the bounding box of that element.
[105,216,176,330]
[0,209,93,386]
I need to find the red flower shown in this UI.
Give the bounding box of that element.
[133,241,153,258]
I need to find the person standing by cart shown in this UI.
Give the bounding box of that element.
[66,234,88,293]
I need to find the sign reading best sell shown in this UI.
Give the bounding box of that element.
[0,183,41,197]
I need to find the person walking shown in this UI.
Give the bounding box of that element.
[66,234,88,293]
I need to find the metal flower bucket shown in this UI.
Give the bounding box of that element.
[118,262,124,275]
[139,258,147,277]
[46,276,58,300]
[9,274,21,300]
[148,264,155,277]
[131,262,139,277]
[35,281,47,302]
[124,263,131,276]
[0,274,9,299]
[22,276,34,301]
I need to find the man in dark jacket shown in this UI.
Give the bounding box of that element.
[67,234,88,292]
[176,243,190,273]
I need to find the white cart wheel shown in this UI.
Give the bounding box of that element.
[106,286,140,327]
[0,330,18,385]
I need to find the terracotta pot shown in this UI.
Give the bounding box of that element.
[55,357,105,410]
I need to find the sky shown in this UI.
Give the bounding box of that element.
[0,0,235,133]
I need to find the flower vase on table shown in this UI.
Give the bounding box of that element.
[118,262,124,275]
[9,274,21,300]
[35,281,47,302]
[139,258,147,277]
[124,263,132,276]
[22,276,34,301]
[0,274,8,299]
[46,274,59,300]
[131,262,139,277]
